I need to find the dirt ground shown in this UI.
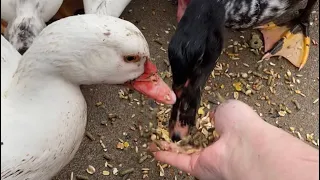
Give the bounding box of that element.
[54,0,319,179]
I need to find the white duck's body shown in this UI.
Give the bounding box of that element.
[1,62,87,179]
[1,14,175,180]
[83,0,131,17]
[1,0,63,54]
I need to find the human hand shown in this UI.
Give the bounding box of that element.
[149,100,319,180]
[150,99,262,180]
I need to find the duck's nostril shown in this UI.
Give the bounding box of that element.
[18,47,28,55]
[171,132,182,142]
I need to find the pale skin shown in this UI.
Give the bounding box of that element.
[149,100,319,180]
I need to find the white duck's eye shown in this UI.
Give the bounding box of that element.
[124,55,140,63]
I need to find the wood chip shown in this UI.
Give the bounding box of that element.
[159,165,165,177]
[306,133,314,142]
[153,39,163,45]
[119,168,134,176]
[292,100,301,110]
[296,132,303,140]
[139,155,148,164]
[289,127,295,133]
[278,111,286,117]
[103,153,113,161]
[112,168,118,175]
[85,131,95,141]
[243,63,250,67]
[313,98,319,104]
[295,90,306,97]
[233,92,239,100]
[95,102,103,106]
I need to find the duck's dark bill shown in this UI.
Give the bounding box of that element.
[126,60,176,105]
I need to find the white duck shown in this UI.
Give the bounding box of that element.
[1,14,176,180]
[1,0,63,54]
[83,0,131,17]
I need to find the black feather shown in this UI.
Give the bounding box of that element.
[168,0,225,135]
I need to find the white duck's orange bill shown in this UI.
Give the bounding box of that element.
[126,60,176,105]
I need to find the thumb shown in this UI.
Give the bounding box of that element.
[153,150,200,174]
[211,99,262,135]
[149,141,201,174]
[209,106,225,135]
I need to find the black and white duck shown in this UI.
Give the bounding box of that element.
[168,0,318,141]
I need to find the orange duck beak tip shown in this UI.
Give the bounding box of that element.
[126,60,177,105]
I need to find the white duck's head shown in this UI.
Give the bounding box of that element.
[18,14,176,104]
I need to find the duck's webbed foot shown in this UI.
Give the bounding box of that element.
[255,0,317,70]
[255,20,310,70]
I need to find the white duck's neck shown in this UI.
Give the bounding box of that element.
[16,1,37,15]
[84,0,131,17]
[9,1,45,36]
[13,1,43,21]
[6,54,70,99]
[12,48,94,85]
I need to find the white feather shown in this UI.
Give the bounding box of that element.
[83,0,131,17]
[1,35,21,94]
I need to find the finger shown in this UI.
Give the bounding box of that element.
[209,111,215,120]
[214,99,261,133]
[153,150,199,173]
[209,107,225,135]
[149,142,161,152]
[149,141,193,153]
[148,141,173,152]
